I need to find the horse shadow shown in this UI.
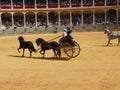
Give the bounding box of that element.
[8,55,69,61]
[94,43,120,47]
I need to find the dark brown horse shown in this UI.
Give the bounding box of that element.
[18,36,36,57]
[36,38,61,59]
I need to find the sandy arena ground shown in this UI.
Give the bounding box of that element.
[0,31,120,90]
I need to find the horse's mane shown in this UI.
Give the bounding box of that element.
[36,38,45,43]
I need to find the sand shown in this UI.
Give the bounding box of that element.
[0,31,120,90]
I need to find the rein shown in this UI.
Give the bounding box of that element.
[47,35,62,42]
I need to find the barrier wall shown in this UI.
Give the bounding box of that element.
[0,25,120,36]
[36,26,46,32]
[95,25,106,30]
[15,27,25,33]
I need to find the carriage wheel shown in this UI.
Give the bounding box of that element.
[60,42,73,60]
[72,41,81,58]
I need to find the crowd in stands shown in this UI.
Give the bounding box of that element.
[95,0,104,6]
[106,0,117,5]
[71,0,81,5]
[95,13,105,24]
[2,18,12,28]
[36,0,46,6]
[83,0,93,6]
[60,14,70,25]
[49,12,58,25]
[25,15,35,27]
[48,0,58,6]
[25,0,34,6]
[0,0,120,27]
[37,14,47,26]
[119,13,120,24]
[72,14,81,25]
[83,13,93,24]
[13,0,23,6]
[106,10,116,24]
[1,0,11,6]
[0,0,119,7]
[1,11,119,28]
[60,0,70,6]
[14,16,24,27]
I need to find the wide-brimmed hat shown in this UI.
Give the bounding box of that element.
[63,29,67,31]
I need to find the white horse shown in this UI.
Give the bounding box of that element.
[104,28,120,46]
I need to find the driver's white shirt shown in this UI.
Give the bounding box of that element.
[63,32,67,37]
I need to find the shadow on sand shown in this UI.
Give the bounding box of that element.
[8,55,69,61]
[95,43,120,47]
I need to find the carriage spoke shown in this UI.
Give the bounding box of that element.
[72,41,81,58]
[60,42,73,60]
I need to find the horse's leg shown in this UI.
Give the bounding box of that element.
[53,49,57,59]
[29,49,32,58]
[18,47,21,53]
[42,50,45,58]
[106,39,110,46]
[57,47,61,59]
[40,50,45,58]
[22,49,25,57]
[54,47,61,59]
[117,38,120,46]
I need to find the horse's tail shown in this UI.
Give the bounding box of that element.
[29,42,37,52]
[31,45,37,52]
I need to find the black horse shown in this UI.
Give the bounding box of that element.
[36,38,61,59]
[18,36,36,57]
[104,28,120,46]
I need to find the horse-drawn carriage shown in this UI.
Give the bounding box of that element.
[18,32,81,60]
[58,37,81,60]
[36,34,81,60]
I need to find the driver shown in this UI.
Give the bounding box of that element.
[61,27,75,46]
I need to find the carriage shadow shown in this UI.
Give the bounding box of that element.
[8,55,69,61]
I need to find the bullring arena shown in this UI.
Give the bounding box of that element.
[0,31,120,90]
[1,0,120,89]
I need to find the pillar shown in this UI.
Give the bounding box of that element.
[35,12,37,28]
[81,10,84,27]
[23,12,26,28]
[46,12,49,26]
[11,12,14,28]
[70,11,72,25]
[58,12,60,26]
[93,10,95,27]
